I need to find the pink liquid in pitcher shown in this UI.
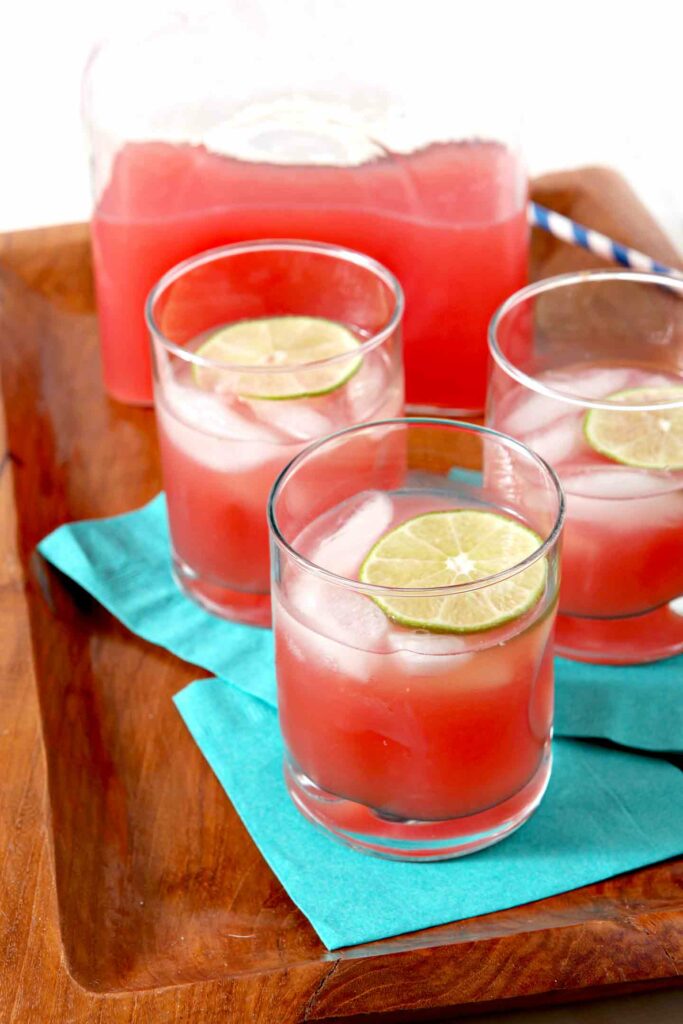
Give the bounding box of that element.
[92,140,527,407]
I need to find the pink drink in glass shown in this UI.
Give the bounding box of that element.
[149,241,404,625]
[94,140,526,408]
[497,363,683,633]
[488,270,683,664]
[269,420,563,859]
[276,491,555,824]
[156,346,403,620]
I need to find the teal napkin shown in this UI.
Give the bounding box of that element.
[38,495,683,752]
[555,654,683,753]
[174,676,683,949]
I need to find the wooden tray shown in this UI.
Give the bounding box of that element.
[1,170,682,1023]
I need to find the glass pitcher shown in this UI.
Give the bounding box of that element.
[84,3,527,410]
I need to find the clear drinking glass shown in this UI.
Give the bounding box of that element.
[488,270,683,665]
[268,418,563,860]
[84,5,527,410]
[147,239,403,626]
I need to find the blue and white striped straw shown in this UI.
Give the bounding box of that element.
[528,201,683,281]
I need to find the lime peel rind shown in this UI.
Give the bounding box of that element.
[583,386,683,470]
[359,509,547,634]
[193,315,363,400]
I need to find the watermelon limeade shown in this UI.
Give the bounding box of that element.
[274,490,556,846]
[156,337,403,626]
[92,139,527,407]
[495,363,683,661]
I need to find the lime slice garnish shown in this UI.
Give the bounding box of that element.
[359,510,546,633]
[584,387,683,469]
[193,315,362,400]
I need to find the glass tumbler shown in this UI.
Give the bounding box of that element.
[147,239,403,626]
[268,418,563,860]
[488,270,683,665]
[84,5,527,410]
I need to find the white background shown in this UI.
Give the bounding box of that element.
[1,0,681,246]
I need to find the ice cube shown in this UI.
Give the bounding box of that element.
[562,466,683,528]
[524,417,583,466]
[281,577,389,682]
[504,367,643,439]
[502,391,565,436]
[291,572,389,647]
[387,630,474,676]
[329,587,390,650]
[388,631,471,656]
[158,387,282,472]
[562,466,679,499]
[344,352,386,420]
[248,398,335,442]
[542,365,639,401]
[307,492,394,577]
[164,384,280,441]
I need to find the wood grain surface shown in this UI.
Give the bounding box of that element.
[1,170,682,1023]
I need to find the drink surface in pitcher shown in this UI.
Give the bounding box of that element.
[92,101,526,407]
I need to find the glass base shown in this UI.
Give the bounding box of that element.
[405,402,484,423]
[172,555,271,627]
[556,600,683,665]
[284,749,552,861]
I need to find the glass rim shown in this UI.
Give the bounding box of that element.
[488,269,683,412]
[145,238,404,374]
[268,417,565,598]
